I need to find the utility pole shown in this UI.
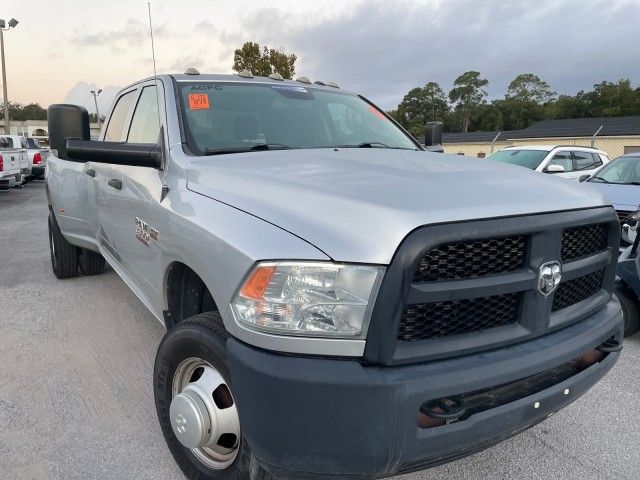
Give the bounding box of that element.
[90,89,102,127]
[0,18,19,135]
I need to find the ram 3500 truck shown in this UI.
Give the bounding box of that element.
[0,137,22,189]
[46,72,623,480]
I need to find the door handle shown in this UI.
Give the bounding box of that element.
[86,168,96,177]
[108,178,122,190]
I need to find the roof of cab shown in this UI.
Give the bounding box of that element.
[169,72,353,95]
[501,145,607,153]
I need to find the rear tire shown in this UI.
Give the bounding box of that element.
[78,248,106,275]
[614,286,640,337]
[154,313,273,480]
[48,212,78,279]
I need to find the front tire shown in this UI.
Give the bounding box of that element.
[154,313,272,480]
[48,212,78,279]
[614,286,640,337]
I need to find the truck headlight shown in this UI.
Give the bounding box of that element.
[230,262,385,338]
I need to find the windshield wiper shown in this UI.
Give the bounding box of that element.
[589,176,610,183]
[204,143,292,155]
[335,141,415,150]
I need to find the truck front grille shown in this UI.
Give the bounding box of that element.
[398,293,520,341]
[552,269,604,312]
[413,236,526,282]
[365,208,620,365]
[561,224,608,261]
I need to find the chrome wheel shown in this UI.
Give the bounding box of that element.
[170,357,241,470]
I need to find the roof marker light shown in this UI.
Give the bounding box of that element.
[314,80,326,86]
[184,68,200,75]
[295,76,311,84]
[326,81,340,89]
[268,72,284,81]
[237,70,254,78]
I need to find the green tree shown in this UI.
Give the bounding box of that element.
[585,79,640,117]
[506,74,556,103]
[0,101,47,121]
[232,41,297,79]
[396,82,449,138]
[448,71,488,132]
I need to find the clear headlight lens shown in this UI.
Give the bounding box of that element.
[230,262,385,338]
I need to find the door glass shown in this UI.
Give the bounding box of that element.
[104,90,136,142]
[574,151,596,170]
[127,86,161,143]
[547,152,573,171]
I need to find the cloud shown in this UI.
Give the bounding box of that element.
[63,82,122,117]
[234,0,640,109]
[70,19,172,54]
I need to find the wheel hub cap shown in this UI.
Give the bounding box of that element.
[170,389,211,449]
[170,358,241,470]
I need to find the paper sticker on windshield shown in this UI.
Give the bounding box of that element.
[188,93,210,110]
[368,105,386,119]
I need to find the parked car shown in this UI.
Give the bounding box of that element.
[487,145,610,180]
[580,153,640,246]
[615,217,640,337]
[0,137,22,190]
[0,135,30,185]
[25,137,50,179]
[46,72,623,480]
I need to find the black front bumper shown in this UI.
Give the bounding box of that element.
[227,299,622,479]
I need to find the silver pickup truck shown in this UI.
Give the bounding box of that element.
[0,137,22,189]
[46,72,623,480]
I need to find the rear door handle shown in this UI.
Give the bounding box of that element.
[108,178,122,190]
[86,168,96,177]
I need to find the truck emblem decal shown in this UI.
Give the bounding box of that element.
[537,261,562,297]
[135,217,159,246]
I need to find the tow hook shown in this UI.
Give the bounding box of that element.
[597,337,623,353]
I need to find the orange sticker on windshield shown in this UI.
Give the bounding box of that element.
[188,93,210,110]
[368,105,385,119]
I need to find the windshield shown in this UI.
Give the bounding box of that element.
[589,156,640,184]
[486,149,550,170]
[178,82,418,155]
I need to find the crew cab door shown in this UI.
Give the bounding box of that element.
[95,83,164,292]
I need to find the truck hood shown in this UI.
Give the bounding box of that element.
[185,148,611,264]
[582,181,639,212]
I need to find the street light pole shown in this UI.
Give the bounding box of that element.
[0,18,19,135]
[90,89,103,127]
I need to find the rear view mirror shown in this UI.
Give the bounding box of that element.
[546,164,565,173]
[578,174,590,182]
[48,104,90,160]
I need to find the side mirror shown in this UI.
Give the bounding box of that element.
[48,104,90,160]
[546,164,565,173]
[424,121,444,153]
[66,139,161,168]
[578,174,590,182]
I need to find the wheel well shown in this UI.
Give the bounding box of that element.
[165,263,218,328]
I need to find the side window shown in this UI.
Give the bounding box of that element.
[573,151,596,170]
[593,153,604,168]
[104,90,137,142]
[127,86,161,143]
[547,151,573,171]
[20,137,28,149]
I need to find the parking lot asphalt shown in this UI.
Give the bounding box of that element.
[1,181,639,480]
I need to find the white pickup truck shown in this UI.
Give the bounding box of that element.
[0,135,30,185]
[25,137,49,179]
[0,137,22,190]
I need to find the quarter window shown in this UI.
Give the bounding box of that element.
[128,86,161,143]
[104,90,136,142]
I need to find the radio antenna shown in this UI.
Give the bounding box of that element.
[147,2,169,200]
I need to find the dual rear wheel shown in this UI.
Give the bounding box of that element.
[48,211,105,279]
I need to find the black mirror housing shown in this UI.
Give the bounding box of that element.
[66,139,161,168]
[48,104,90,160]
[424,122,444,153]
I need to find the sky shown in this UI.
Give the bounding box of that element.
[1,0,639,115]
